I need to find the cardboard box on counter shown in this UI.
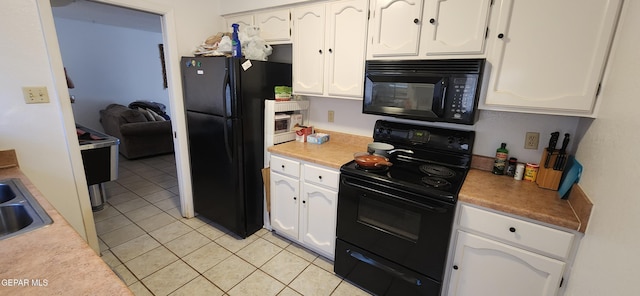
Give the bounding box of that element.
[295,126,313,142]
[307,133,330,144]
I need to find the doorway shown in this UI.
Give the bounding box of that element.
[42,0,195,253]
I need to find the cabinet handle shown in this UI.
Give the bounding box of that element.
[413,18,419,24]
[453,265,459,270]
[328,48,333,53]
[498,33,505,39]
[293,196,297,200]
[302,200,306,204]
[281,164,285,169]
[429,18,435,24]
[319,49,323,54]
[318,175,323,180]
[509,227,516,233]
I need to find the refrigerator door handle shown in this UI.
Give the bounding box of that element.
[222,70,233,162]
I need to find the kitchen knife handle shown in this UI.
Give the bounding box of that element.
[545,132,560,168]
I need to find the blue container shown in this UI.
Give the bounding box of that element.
[231,23,242,58]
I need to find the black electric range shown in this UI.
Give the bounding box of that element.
[335,120,475,296]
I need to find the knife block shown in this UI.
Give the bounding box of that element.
[536,148,566,190]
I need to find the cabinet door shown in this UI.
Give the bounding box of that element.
[226,14,254,33]
[447,231,565,296]
[325,0,369,98]
[292,4,326,95]
[270,172,300,240]
[368,0,424,57]
[255,9,291,44]
[482,0,621,114]
[300,182,338,259]
[422,0,491,55]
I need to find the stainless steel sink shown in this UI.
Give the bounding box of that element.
[0,184,16,203]
[0,179,53,240]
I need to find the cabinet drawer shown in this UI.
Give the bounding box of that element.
[303,164,339,190]
[271,155,300,178]
[459,204,575,259]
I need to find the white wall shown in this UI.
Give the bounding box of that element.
[308,96,580,164]
[0,0,223,252]
[54,17,168,132]
[0,0,94,245]
[565,1,640,295]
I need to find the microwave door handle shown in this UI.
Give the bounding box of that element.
[439,80,447,116]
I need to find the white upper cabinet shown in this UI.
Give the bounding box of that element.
[255,9,292,44]
[225,8,292,44]
[368,0,424,57]
[225,13,254,34]
[293,0,369,99]
[367,0,492,59]
[325,0,369,97]
[421,0,491,56]
[481,0,622,116]
[292,4,326,96]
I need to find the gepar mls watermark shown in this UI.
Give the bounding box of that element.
[1,278,49,287]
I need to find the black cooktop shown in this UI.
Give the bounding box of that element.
[341,155,468,202]
[341,120,475,203]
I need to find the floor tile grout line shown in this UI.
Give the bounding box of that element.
[100,154,359,296]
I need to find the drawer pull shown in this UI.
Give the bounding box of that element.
[453,265,459,270]
[509,227,516,233]
[293,197,297,200]
[318,175,323,180]
[281,164,285,169]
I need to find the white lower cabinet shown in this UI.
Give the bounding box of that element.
[447,231,565,296]
[445,204,578,296]
[270,155,339,259]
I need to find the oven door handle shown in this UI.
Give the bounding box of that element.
[347,249,423,287]
[342,178,447,213]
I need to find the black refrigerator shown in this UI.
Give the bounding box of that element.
[181,56,291,238]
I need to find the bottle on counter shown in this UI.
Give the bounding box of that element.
[505,157,518,176]
[492,143,509,175]
[231,23,242,58]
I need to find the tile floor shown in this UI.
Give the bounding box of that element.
[94,154,371,296]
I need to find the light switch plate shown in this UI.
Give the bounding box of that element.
[22,86,50,104]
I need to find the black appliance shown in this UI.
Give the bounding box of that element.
[335,120,475,295]
[363,59,485,125]
[181,56,291,238]
[76,124,119,212]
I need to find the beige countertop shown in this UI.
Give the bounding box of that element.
[460,169,591,232]
[267,134,591,233]
[267,130,372,169]
[0,151,132,296]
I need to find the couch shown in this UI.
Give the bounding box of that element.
[99,104,174,159]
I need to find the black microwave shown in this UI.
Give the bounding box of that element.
[363,59,485,125]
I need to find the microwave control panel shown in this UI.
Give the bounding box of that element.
[445,76,478,122]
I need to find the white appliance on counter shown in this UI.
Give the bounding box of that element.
[263,99,309,231]
[264,99,310,167]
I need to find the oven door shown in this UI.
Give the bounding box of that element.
[336,175,455,281]
[363,72,447,120]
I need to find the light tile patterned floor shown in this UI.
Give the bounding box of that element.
[95,154,371,296]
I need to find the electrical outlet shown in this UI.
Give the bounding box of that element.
[22,86,49,104]
[525,132,540,149]
[328,110,335,122]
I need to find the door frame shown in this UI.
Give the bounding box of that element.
[38,0,194,251]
